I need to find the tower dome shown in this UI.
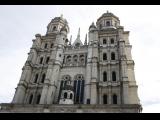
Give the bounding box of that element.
[98,11,119,21]
[89,22,97,31]
[96,11,120,30]
[46,15,69,35]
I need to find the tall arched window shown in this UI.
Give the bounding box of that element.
[34,74,39,83]
[73,55,78,63]
[80,54,85,64]
[111,52,115,60]
[103,71,107,82]
[112,71,116,81]
[70,93,73,99]
[50,43,54,48]
[99,24,102,29]
[39,57,43,64]
[110,38,114,44]
[64,92,67,99]
[103,53,107,60]
[103,39,107,44]
[58,75,72,102]
[41,74,46,83]
[103,94,107,104]
[29,94,33,104]
[113,94,117,104]
[73,74,85,104]
[106,21,110,26]
[46,57,50,64]
[44,43,48,49]
[66,55,71,63]
[36,94,41,104]
[53,26,56,31]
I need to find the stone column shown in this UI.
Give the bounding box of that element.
[99,87,102,104]
[84,63,91,104]
[90,61,98,104]
[108,86,112,104]
[90,81,97,104]
[121,60,129,104]
[39,80,49,104]
[12,83,27,104]
[39,60,54,105]
[119,36,129,104]
[12,65,32,103]
[108,63,111,81]
[46,64,61,104]
[46,84,56,104]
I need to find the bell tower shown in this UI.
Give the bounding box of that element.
[46,14,69,35]
[96,11,140,105]
[40,15,70,104]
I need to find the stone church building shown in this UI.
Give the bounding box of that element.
[0,11,142,113]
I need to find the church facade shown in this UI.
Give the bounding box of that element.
[0,11,142,113]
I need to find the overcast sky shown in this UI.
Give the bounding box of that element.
[0,5,160,113]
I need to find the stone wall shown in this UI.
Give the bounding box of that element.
[0,103,142,113]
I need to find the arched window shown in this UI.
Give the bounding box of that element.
[66,55,71,63]
[29,94,33,104]
[103,39,107,44]
[44,43,48,49]
[63,56,65,64]
[110,38,114,44]
[46,57,50,64]
[113,94,117,104]
[87,99,90,104]
[53,26,56,30]
[112,71,116,81]
[103,53,107,60]
[50,43,54,48]
[80,58,84,63]
[74,74,85,104]
[70,93,73,99]
[80,55,84,58]
[36,94,41,104]
[65,39,69,43]
[41,74,46,83]
[99,24,102,29]
[103,95,107,104]
[111,52,115,60]
[106,21,110,26]
[39,57,43,64]
[64,92,67,99]
[34,74,38,83]
[73,55,78,62]
[115,22,117,27]
[103,71,107,82]
[80,54,85,64]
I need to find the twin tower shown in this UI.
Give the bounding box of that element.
[1,11,142,112]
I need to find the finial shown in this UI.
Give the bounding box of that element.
[78,27,80,35]
[60,14,63,18]
[77,27,80,39]
[69,35,72,45]
[84,34,87,45]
